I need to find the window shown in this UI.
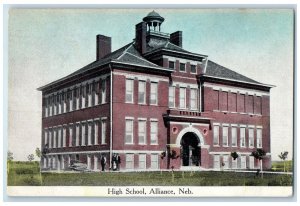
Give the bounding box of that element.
[76,124,80,146]
[150,121,158,144]
[231,157,237,169]
[53,128,57,148]
[48,129,52,148]
[169,61,175,69]
[88,122,92,145]
[179,63,186,72]
[190,65,196,73]
[101,79,106,104]
[168,86,175,108]
[69,90,73,112]
[69,125,73,147]
[138,120,146,145]
[126,154,134,169]
[179,87,186,108]
[53,95,57,115]
[139,154,146,169]
[240,155,246,169]
[62,127,66,147]
[81,123,86,146]
[88,84,92,107]
[87,155,91,170]
[190,88,198,110]
[257,128,262,148]
[222,126,228,146]
[57,127,61,148]
[249,156,254,169]
[231,127,237,147]
[213,125,219,146]
[138,81,146,104]
[94,82,99,105]
[49,96,52,116]
[240,127,246,147]
[44,129,48,146]
[101,119,107,144]
[125,119,133,144]
[81,85,86,109]
[94,121,99,145]
[45,98,48,117]
[63,93,67,113]
[249,128,254,148]
[150,82,158,105]
[76,88,80,110]
[150,154,159,169]
[213,155,220,169]
[223,156,229,169]
[58,94,62,114]
[126,79,134,103]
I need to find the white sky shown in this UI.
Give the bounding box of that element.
[6,8,294,161]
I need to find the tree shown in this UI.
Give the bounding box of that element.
[278,151,288,172]
[251,148,266,178]
[27,154,35,162]
[7,150,13,161]
[231,151,239,160]
[35,147,41,159]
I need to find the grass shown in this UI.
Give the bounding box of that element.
[271,160,293,172]
[7,161,293,186]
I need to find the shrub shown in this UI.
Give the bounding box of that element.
[15,168,36,175]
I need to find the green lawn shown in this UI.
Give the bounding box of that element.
[7,161,293,186]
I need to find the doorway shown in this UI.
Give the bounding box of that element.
[180,132,201,166]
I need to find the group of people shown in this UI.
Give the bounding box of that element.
[100,153,121,172]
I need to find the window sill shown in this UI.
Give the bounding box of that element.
[125,143,134,145]
[125,101,134,104]
[189,109,199,111]
[150,143,159,145]
[213,145,220,147]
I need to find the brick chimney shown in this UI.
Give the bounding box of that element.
[96,34,111,60]
[135,22,147,54]
[170,31,182,48]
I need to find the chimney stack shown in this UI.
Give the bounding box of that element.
[135,22,147,54]
[96,34,111,60]
[170,31,182,48]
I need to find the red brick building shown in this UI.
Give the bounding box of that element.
[38,11,273,172]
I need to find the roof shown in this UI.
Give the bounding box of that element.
[38,42,170,91]
[143,10,165,22]
[205,60,261,84]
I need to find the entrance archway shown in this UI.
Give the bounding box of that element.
[180,132,201,166]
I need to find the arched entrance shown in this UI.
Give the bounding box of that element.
[180,132,201,166]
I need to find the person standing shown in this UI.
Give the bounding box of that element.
[117,154,121,171]
[112,153,117,171]
[101,155,106,172]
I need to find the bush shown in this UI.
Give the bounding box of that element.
[15,168,36,175]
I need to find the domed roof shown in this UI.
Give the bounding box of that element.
[143,10,165,23]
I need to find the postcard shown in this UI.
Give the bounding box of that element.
[5,7,294,198]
